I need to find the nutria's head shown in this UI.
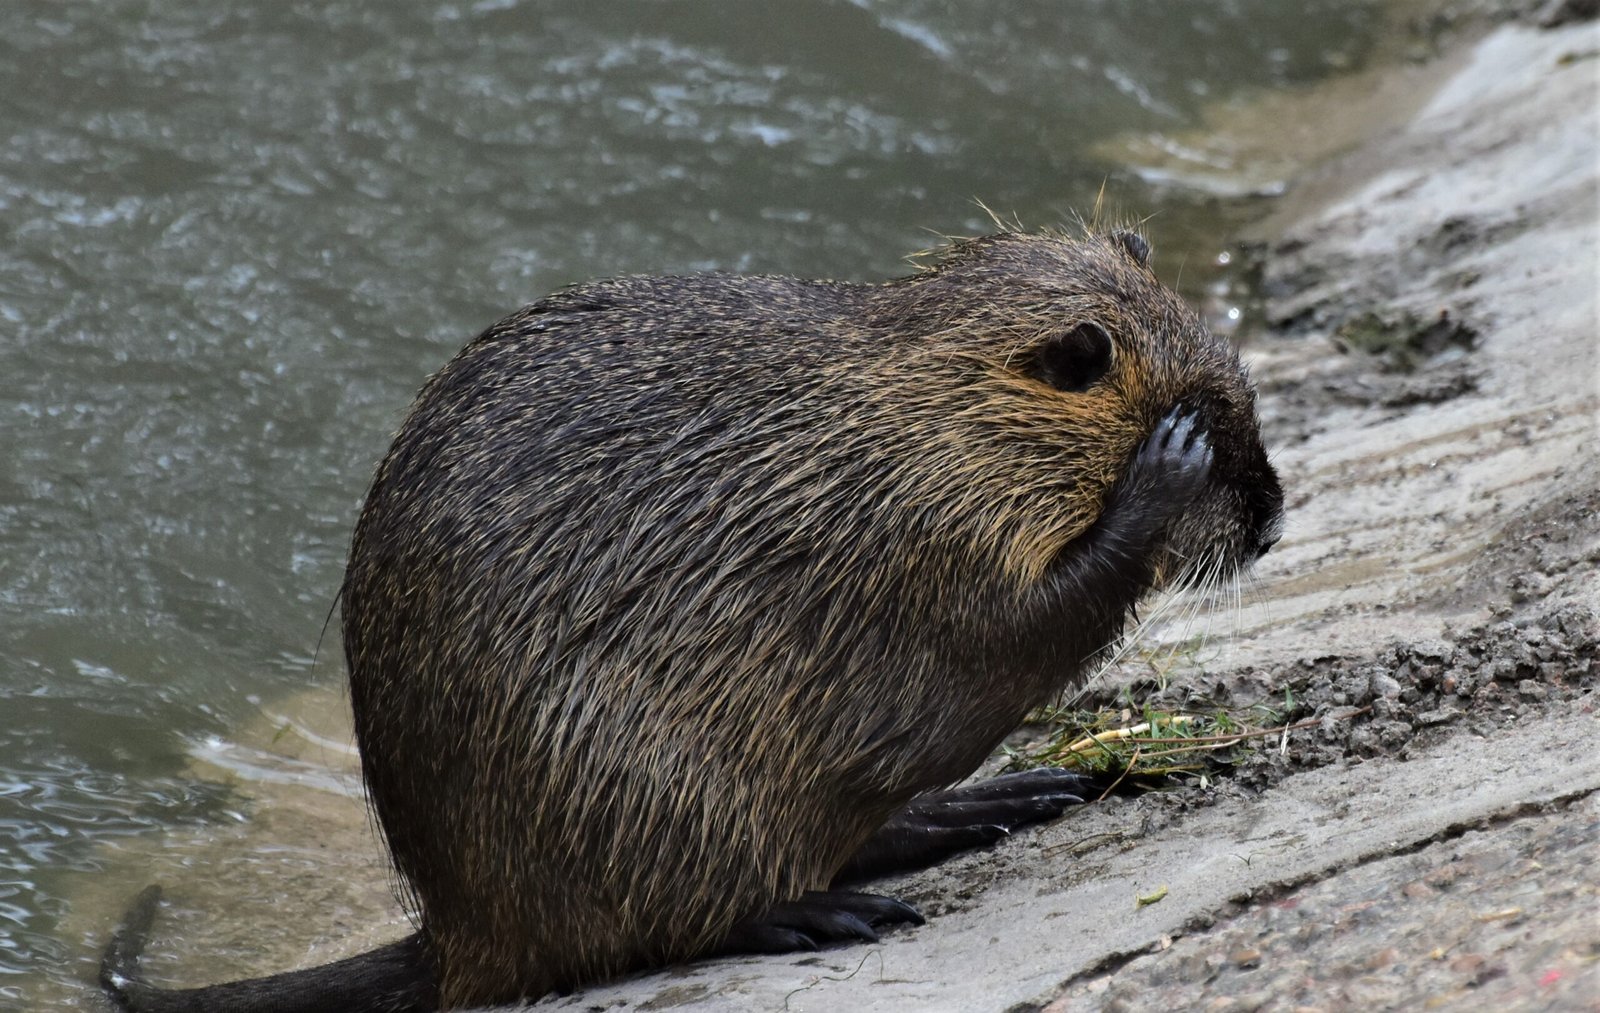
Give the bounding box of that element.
[864,228,1282,594]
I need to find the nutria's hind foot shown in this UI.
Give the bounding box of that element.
[719,891,925,955]
[833,768,1098,885]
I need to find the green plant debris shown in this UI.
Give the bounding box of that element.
[1004,698,1361,785]
[1136,885,1169,908]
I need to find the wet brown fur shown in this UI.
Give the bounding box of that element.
[340,229,1279,1005]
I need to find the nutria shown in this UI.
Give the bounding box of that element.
[101,227,1283,1012]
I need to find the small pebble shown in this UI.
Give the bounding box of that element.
[1449,953,1485,974]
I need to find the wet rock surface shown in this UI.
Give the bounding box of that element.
[1044,792,1600,1012]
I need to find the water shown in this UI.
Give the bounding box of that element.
[0,0,1386,1002]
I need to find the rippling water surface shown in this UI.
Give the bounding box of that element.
[0,0,1383,999]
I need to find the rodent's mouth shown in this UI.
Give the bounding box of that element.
[1164,408,1285,577]
[1254,515,1284,558]
[1159,489,1280,596]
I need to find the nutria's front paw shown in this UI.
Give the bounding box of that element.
[1077,406,1215,567]
[1134,405,1213,504]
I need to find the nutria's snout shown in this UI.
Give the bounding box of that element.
[1231,460,1284,569]
[1151,396,1283,583]
[1246,452,1285,560]
[1253,508,1284,559]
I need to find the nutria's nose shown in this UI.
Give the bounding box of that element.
[1255,534,1279,558]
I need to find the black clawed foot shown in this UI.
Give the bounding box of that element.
[1142,406,1213,499]
[1072,406,1216,573]
[833,768,1102,885]
[926,767,1098,807]
[718,891,924,956]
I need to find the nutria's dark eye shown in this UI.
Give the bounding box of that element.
[1035,321,1114,393]
[1112,230,1151,267]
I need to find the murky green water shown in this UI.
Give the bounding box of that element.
[1,0,1386,1001]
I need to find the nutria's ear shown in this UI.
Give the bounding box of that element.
[1034,321,1114,393]
[1111,231,1151,268]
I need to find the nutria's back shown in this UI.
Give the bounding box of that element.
[340,229,1281,1005]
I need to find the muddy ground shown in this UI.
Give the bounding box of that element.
[64,10,1598,1013]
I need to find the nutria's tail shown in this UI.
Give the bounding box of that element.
[100,885,438,1013]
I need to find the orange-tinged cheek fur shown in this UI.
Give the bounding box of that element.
[954,370,1143,588]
